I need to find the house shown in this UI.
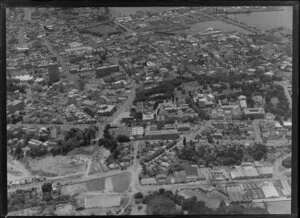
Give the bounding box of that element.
[141,177,157,185]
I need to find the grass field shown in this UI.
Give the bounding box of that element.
[111,173,131,193]
[267,200,291,214]
[86,178,105,192]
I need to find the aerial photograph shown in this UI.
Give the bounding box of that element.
[6,6,293,216]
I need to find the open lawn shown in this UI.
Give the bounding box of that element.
[111,173,131,193]
[267,200,291,214]
[86,178,105,192]
[85,194,122,208]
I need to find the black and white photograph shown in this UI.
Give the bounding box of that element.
[4,5,297,216]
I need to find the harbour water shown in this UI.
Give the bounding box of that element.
[113,6,293,31]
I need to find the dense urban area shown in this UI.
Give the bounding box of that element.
[6,6,293,215]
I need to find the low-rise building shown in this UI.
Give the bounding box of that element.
[97,105,116,116]
[243,108,265,119]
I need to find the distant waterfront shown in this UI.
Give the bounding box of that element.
[113,6,293,31]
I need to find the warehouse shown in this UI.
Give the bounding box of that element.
[262,182,279,198]
[257,166,274,178]
[143,129,179,140]
[95,65,119,78]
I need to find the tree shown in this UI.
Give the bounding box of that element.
[183,137,187,147]
[117,135,130,143]
[134,192,143,199]
[159,188,165,195]
[41,183,52,194]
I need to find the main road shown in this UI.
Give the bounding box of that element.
[274,81,292,110]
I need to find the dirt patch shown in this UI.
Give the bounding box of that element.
[68,145,95,156]
[86,178,105,192]
[105,177,114,192]
[111,173,131,193]
[7,156,32,182]
[61,183,87,196]
[24,154,87,177]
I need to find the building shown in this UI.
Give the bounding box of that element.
[95,65,119,78]
[261,182,279,198]
[177,123,191,132]
[132,126,144,138]
[97,105,116,116]
[53,81,64,93]
[7,100,24,114]
[243,108,265,119]
[156,114,165,130]
[48,64,59,83]
[238,95,247,109]
[143,129,179,140]
[141,177,157,185]
[112,80,126,89]
[257,166,273,178]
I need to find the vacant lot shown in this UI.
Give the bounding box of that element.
[24,155,87,176]
[69,145,95,156]
[111,173,131,193]
[85,194,122,208]
[7,156,32,182]
[61,183,87,196]
[267,200,291,214]
[86,178,105,192]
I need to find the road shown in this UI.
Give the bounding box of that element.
[252,119,263,143]
[274,81,292,110]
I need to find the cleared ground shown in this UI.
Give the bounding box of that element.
[266,200,291,214]
[24,154,87,176]
[86,178,105,192]
[111,173,131,193]
[85,194,122,208]
[85,173,131,193]
[61,183,88,196]
[7,155,32,182]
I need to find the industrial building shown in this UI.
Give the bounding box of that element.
[143,129,179,140]
[7,100,25,114]
[95,65,119,78]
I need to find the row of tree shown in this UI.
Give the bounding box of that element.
[177,142,267,167]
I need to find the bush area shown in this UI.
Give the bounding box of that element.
[282,156,291,168]
[141,190,268,215]
[50,127,96,156]
[134,76,191,103]
[8,188,71,213]
[177,142,267,167]
[264,84,291,120]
